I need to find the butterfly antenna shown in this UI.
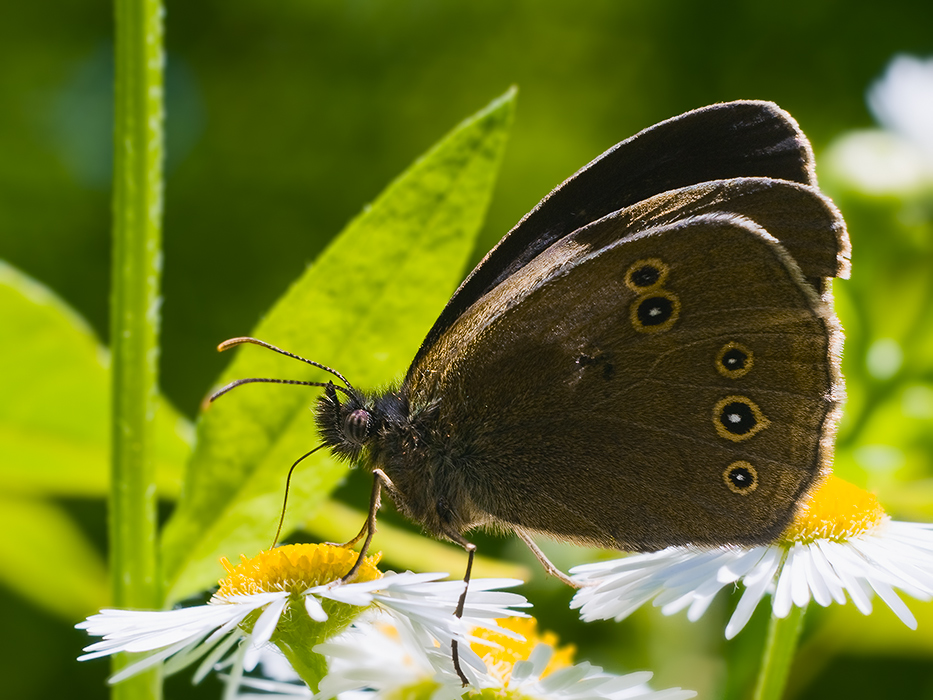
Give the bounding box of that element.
[208,337,356,403]
[270,444,328,548]
[208,377,354,403]
[218,336,354,389]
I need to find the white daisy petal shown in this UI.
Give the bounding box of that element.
[516,661,546,688]
[772,549,795,618]
[822,541,874,614]
[303,593,328,622]
[222,641,247,700]
[309,612,695,700]
[811,541,848,604]
[165,617,246,678]
[726,548,780,639]
[318,586,375,607]
[664,551,735,587]
[193,630,245,684]
[717,546,769,583]
[601,473,933,641]
[865,576,916,629]
[657,591,696,616]
[244,596,289,671]
[790,546,813,609]
[78,545,523,691]
[108,639,197,684]
[686,588,721,622]
[850,537,933,595]
[602,670,654,692]
[801,544,833,607]
[78,603,257,661]
[571,496,933,640]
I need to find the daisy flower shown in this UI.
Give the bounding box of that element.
[311,615,696,700]
[77,542,528,693]
[570,475,933,639]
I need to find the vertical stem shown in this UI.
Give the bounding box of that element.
[110,0,164,697]
[752,605,806,700]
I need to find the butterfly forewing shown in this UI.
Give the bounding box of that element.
[414,101,820,369]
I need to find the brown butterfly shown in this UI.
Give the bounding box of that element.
[212,100,849,682]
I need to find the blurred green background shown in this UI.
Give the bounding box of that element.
[2,1,933,698]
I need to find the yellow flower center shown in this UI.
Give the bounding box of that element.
[215,543,382,598]
[782,475,888,545]
[470,618,575,686]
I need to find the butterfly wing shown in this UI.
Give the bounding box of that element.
[406,213,842,551]
[578,177,849,294]
[413,101,836,369]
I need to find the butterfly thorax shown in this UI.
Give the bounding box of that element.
[314,382,483,541]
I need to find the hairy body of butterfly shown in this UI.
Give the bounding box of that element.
[312,100,849,555]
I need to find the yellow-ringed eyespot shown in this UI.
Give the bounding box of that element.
[630,289,680,334]
[713,395,770,441]
[624,258,669,291]
[723,461,758,494]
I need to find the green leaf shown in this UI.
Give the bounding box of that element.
[0,260,190,499]
[161,89,517,602]
[0,495,108,621]
[0,260,188,623]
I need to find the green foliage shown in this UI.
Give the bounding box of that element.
[0,261,189,620]
[0,495,108,620]
[0,261,189,499]
[825,188,933,521]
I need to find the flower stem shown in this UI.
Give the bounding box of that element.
[752,605,806,700]
[109,0,165,697]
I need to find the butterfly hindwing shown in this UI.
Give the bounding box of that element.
[407,213,842,551]
[592,178,850,293]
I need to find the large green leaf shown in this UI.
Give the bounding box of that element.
[0,260,191,621]
[0,260,191,498]
[161,89,516,602]
[0,495,108,621]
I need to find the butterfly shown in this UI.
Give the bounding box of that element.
[212,100,849,681]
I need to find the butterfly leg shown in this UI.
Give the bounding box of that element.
[332,525,368,550]
[516,529,582,589]
[340,469,393,583]
[331,514,369,550]
[440,527,477,686]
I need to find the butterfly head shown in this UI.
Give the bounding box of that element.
[314,381,376,462]
[210,336,379,463]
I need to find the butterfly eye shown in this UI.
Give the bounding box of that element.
[624,258,669,291]
[630,290,680,334]
[713,395,770,442]
[716,342,754,379]
[723,461,758,495]
[344,408,371,444]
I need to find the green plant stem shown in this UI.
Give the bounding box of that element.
[109,0,165,698]
[753,605,806,700]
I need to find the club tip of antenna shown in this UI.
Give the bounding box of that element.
[218,336,256,352]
